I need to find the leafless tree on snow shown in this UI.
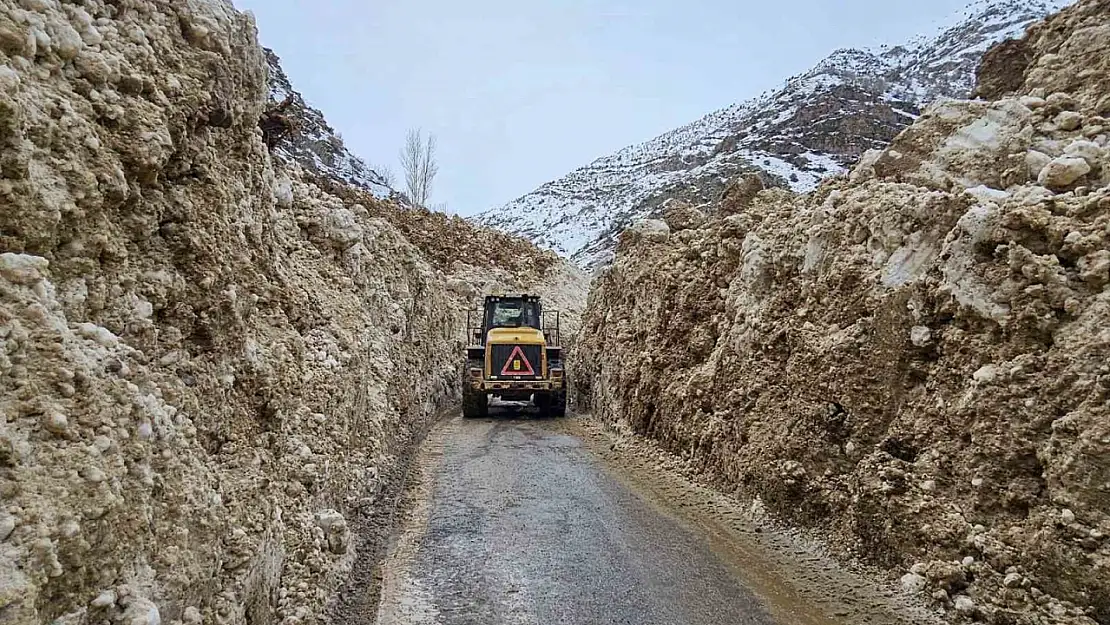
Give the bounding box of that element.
[400,128,438,208]
[373,164,397,188]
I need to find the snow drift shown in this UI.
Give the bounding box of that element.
[575,1,1110,622]
[0,1,585,623]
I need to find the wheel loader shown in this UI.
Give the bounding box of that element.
[462,294,566,418]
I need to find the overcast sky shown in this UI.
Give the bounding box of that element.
[233,0,976,216]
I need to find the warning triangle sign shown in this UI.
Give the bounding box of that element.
[500,345,536,376]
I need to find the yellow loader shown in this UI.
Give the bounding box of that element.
[462,294,566,418]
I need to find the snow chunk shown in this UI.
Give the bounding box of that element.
[947,115,1005,152]
[910,326,933,347]
[882,232,937,287]
[627,219,671,243]
[76,323,120,348]
[973,365,999,384]
[0,253,49,285]
[1026,150,1052,178]
[964,185,1009,203]
[1038,156,1091,188]
[1063,140,1104,168]
[91,589,118,608]
[901,572,927,594]
[274,175,294,208]
[953,595,976,614]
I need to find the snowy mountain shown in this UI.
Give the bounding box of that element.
[263,49,394,198]
[473,0,1076,270]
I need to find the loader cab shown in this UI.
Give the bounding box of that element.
[466,293,562,349]
[484,295,542,333]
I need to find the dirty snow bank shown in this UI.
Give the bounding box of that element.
[575,1,1110,623]
[0,1,585,624]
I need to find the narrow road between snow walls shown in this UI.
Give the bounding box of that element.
[332,405,938,625]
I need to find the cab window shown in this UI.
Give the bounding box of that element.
[489,300,539,329]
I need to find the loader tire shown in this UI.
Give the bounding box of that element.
[462,390,488,419]
[549,389,567,418]
[536,390,566,418]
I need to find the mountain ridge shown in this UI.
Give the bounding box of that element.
[474,0,1077,269]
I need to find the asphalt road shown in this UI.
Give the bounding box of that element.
[374,410,783,625]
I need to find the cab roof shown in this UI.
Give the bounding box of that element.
[484,294,540,302]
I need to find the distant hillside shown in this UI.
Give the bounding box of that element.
[474,0,1075,269]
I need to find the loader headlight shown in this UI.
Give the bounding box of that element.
[469,367,482,378]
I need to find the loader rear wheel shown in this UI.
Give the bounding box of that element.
[462,390,488,419]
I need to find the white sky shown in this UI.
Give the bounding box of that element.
[234,0,977,215]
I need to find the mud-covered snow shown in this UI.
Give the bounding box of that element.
[575,1,1110,622]
[0,2,586,624]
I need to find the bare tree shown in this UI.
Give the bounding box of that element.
[373,163,397,187]
[399,128,439,207]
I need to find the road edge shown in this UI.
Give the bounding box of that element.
[565,414,945,625]
[324,405,457,624]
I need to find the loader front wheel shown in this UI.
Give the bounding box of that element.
[549,389,567,418]
[462,389,488,419]
[535,390,566,418]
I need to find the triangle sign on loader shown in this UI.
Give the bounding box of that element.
[500,345,536,376]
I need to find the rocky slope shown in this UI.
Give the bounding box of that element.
[0,1,583,624]
[574,0,1110,623]
[476,0,1076,270]
[262,48,396,201]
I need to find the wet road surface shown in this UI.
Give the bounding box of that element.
[375,411,774,625]
[373,409,921,625]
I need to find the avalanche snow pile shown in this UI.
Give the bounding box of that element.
[575,0,1110,623]
[476,0,1077,270]
[0,1,584,625]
